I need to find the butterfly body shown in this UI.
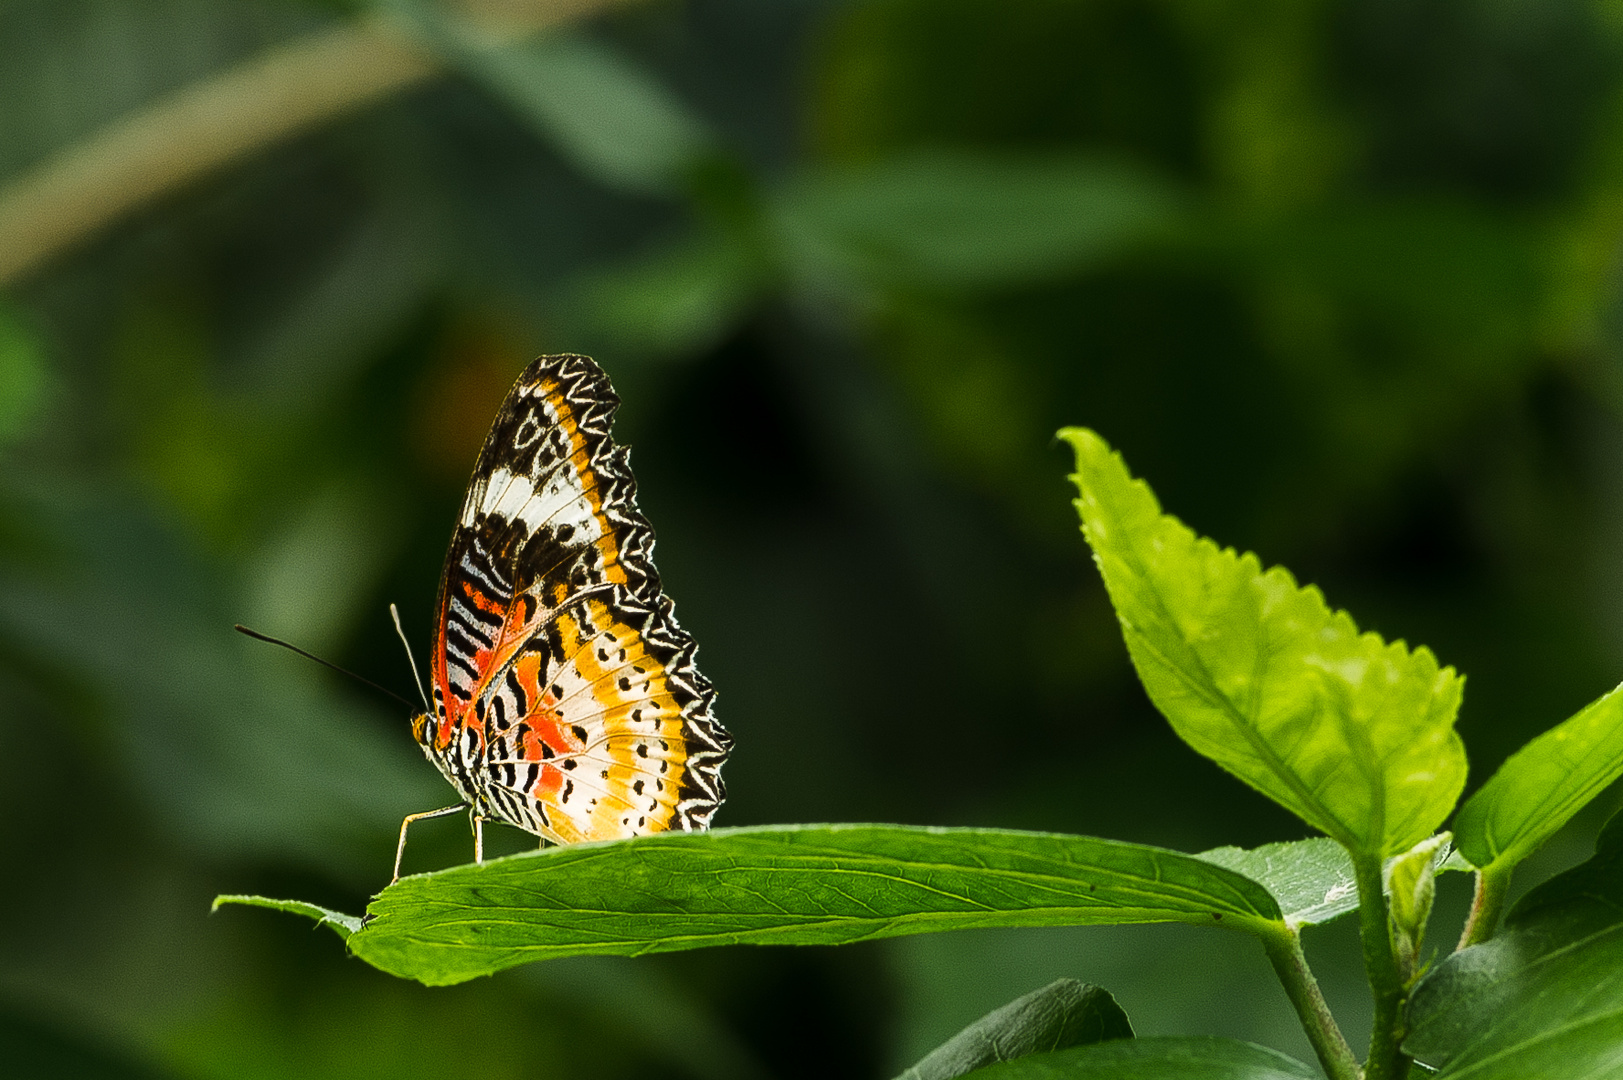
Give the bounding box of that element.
[405,354,729,861]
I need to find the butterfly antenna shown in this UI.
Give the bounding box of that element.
[234,624,417,711]
[390,603,432,713]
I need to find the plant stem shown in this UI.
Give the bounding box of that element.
[0,0,622,287]
[1355,853,1410,1080]
[1456,866,1510,950]
[1261,925,1361,1080]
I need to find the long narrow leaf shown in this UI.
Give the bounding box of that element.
[771,151,1181,290]
[219,825,1282,985]
[390,0,713,194]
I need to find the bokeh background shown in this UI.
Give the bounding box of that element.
[6,0,1623,1076]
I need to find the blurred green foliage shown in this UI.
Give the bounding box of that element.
[6,0,1623,1076]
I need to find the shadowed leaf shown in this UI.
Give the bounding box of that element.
[0,478,441,874]
[772,150,1181,290]
[0,302,47,444]
[895,979,1131,1080]
[957,1037,1319,1079]
[395,2,714,194]
[1405,812,1623,1077]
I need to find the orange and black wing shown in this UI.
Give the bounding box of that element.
[426,354,730,843]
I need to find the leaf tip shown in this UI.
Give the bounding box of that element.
[209,894,364,939]
[1055,425,1100,449]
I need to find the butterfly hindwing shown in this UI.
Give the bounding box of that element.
[423,354,729,845]
[479,593,718,842]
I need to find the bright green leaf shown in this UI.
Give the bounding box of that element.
[896,979,1132,1080]
[1384,832,1449,984]
[221,825,1282,985]
[1063,428,1467,858]
[212,895,361,939]
[1199,836,1466,934]
[957,1037,1320,1079]
[772,151,1181,290]
[1453,680,1623,875]
[1404,812,1623,1077]
[1197,838,1359,927]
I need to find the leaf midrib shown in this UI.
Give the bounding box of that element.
[389,858,1272,918]
[363,900,1270,951]
[1103,531,1357,850]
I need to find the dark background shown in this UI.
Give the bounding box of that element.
[4,0,1623,1076]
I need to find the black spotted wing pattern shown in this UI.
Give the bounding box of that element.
[416,354,730,845]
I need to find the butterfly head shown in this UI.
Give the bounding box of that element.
[409,711,433,748]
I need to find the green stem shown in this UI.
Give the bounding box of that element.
[1261,924,1361,1080]
[1355,853,1410,1080]
[1456,866,1511,950]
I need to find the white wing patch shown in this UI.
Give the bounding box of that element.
[461,462,605,546]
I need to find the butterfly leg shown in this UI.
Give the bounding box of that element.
[472,814,485,864]
[393,802,468,882]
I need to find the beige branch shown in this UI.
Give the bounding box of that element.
[0,0,619,287]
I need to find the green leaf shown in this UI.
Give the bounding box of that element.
[956,1037,1320,1079]
[392,1,714,194]
[0,477,443,871]
[561,226,765,360]
[1197,838,1359,927]
[212,895,362,939]
[1439,848,1473,874]
[1404,812,1623,1077]
[0,302,47,445]
[1384,832,1450,984]
[896,979,1132,1080]
[226,825,1282,985]
[474,35,714,193]
[1063,428,1467,858]
[1453,680,1623,876]
[772,151,1181,290]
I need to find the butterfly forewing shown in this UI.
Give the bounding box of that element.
[422,354,729,846]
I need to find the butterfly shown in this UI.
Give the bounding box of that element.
[393,353,731,879]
